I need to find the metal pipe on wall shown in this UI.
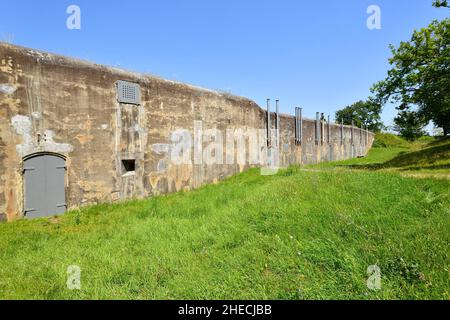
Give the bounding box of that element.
[351,120,355,158]
[276,100,280,148]
[299,107,303,145]
[315,112,321,145]
[328,115,332,161]
[321,113,325,144]
[267,99,271,147]
[360,123,363,145]
[351,120,354,145]
[327,115,331,144]
[365,126,369,146]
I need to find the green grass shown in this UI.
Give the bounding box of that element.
[372,133,412,149]
[0,135,449,300]
[314,134,450,179]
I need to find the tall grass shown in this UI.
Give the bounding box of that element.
[0,136,448,300]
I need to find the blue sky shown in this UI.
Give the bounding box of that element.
[0,0,448,128]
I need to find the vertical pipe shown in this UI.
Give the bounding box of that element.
[276,100,280,148]
[327,115,331,144]
[340,119,344,145]
[266,99,271,147]
[295,107,299,143]
[299,107,303,145]
[351,120,355,158]
[328,115,332,160]
[316,112,321,145]
[360,123,363,145]
[366,126,368,146]
[321,113,325,144]
[351,120,354,145]
[298,107,301,144]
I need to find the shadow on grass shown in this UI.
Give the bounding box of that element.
[336,142,450,171]
[424,136,450,147]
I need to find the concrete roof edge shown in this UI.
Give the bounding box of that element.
[0,42,376,135]
[0,42,256,104]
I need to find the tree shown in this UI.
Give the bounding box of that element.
[433,0,449,8]
[335,99,384,132]
[371,18,450,135]
[393,105,428,141]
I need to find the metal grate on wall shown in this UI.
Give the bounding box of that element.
[116,80,141,105]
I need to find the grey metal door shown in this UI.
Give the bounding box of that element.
[24,154,67,219]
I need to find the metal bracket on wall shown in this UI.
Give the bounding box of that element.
[24,208,36,216]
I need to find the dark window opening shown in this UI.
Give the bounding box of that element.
[122,159,136,173]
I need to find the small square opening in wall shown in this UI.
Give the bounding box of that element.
[122,159,136,174]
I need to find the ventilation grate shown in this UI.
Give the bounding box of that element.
[117,81,141,105]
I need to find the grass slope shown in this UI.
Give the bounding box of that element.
[314,135,450,179]
[0,136,449,300]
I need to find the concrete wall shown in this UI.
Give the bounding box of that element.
[0,43,374,221]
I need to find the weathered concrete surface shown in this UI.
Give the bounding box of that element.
[0,43,374,221]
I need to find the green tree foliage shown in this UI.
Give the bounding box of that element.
[433,0,449,8]
[372,18,450,135]
[335,99,384,132]
[393,105,428,141]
